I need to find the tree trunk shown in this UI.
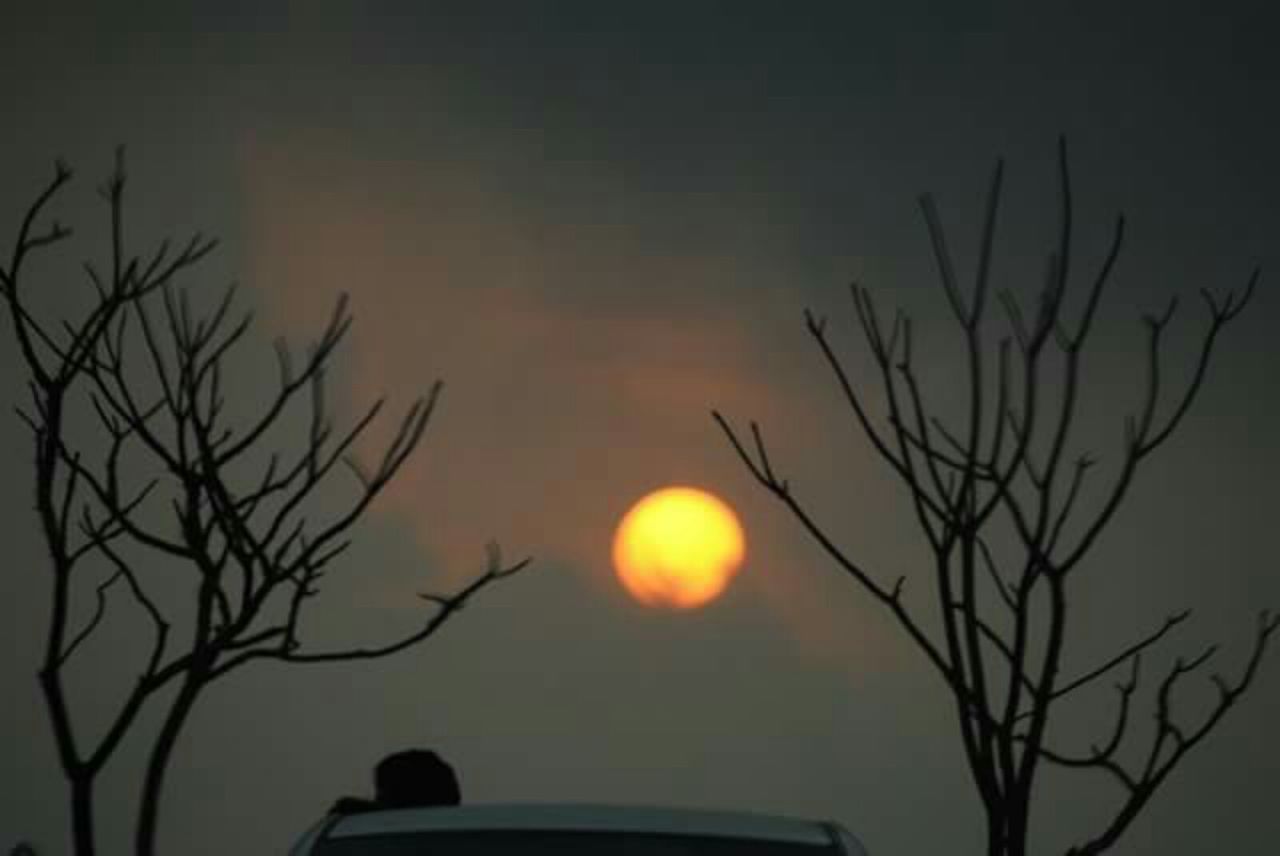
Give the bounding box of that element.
[134,684,199,856]
[69,775,96,856]
[985,807,1003,856]
[986,794,1029,856]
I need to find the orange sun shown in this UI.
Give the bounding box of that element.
[612,486,746,609]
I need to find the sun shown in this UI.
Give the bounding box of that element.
[612,486,746,609]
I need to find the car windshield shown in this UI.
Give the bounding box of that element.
[313,830,840,856]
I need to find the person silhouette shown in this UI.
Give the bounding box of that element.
[331,748,461,815]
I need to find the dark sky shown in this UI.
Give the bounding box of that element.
[2,3,1277,854]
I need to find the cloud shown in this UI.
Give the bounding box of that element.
[239,126,903,675]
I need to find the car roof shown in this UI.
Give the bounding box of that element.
[326,803,838,846]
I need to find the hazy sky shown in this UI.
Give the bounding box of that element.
[2,3,1277,854]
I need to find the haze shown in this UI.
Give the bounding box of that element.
[1,4,1277,855]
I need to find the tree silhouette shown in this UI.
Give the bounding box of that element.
[0,151,529,856]
[714,139,1275,856]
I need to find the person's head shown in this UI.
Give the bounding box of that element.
[373,749,461,808]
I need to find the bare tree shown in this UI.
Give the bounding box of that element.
[0,151,529,856]
[714,139,1275,856]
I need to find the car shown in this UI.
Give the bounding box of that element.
[288,803,871,856]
